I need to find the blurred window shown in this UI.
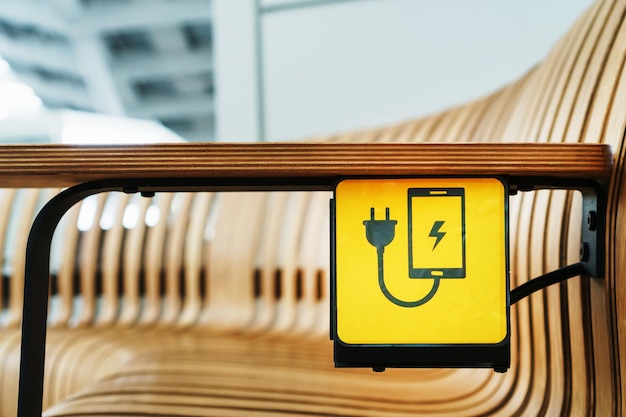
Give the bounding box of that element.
[133,78,176,99]
[0,18,68,46]
[182,22,212,50]
[105,30,153,56]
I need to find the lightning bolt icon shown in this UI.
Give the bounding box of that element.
[429,220,446,250]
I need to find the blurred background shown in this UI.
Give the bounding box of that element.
[0,0,592,144]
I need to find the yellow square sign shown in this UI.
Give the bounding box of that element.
[333,178,508,348]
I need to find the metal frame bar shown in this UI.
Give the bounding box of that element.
[17,176,331,417]
[16,174,607,416]
[509,177,607,278]
[18,181,124,417]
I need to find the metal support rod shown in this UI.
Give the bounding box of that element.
[15,175,607,416]
[17,181,125,417]
[16,176,330,417]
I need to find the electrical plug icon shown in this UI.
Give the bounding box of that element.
[363,207,397,252]
[363,206,440,308]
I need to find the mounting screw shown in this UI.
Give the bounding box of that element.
[580,242,590,262]
[586,211,597,231]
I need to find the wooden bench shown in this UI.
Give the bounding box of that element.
[1,0,625,414]
[0,142,615,416]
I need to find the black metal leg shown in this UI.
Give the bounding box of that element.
[17,181,122,417]
[15,176,327,417]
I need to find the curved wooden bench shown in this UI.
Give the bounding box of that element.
[0,0,625,415]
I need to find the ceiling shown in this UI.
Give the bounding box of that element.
[0,0,212,142]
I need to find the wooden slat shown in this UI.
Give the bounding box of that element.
[0,143,613,188]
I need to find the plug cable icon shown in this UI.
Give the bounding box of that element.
[364,207,440,308]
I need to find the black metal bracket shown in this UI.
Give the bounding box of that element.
[580,185,605,278]
[504,177,606,305]
[16,175,608,416]
[508,177,606,279]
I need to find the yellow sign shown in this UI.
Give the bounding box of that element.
[334,178,508,345]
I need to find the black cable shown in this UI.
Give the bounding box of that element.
[364,207,440,308]
[377,248,440,308]
[510,262,587,305]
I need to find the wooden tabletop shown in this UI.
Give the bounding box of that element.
[0,142,613,188]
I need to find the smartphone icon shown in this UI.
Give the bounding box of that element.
[408,188,466,279]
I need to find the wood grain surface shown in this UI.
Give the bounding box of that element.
[0,142,613,188]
